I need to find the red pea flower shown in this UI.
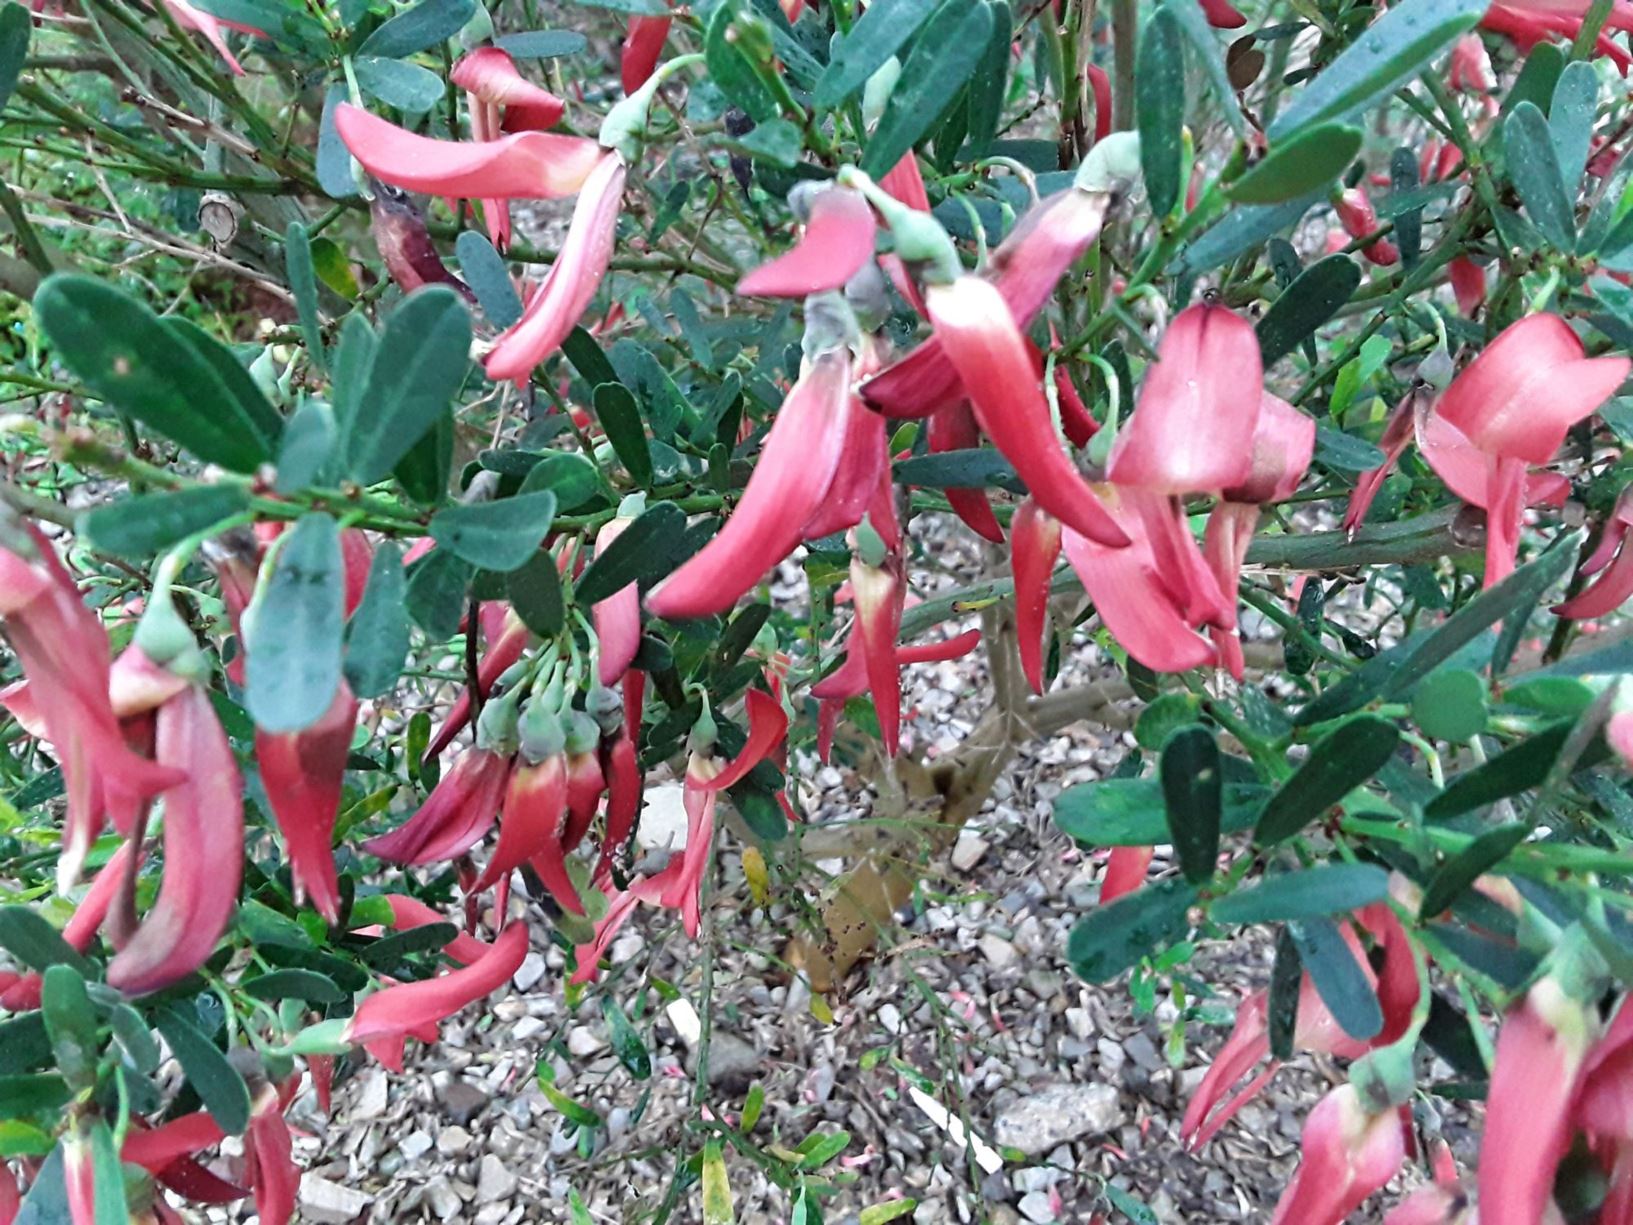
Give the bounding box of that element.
[621,15,671,93]
[926,276,1127,547]
[864,186,1116,418]
[1478,976,1602,1225]
[1449,257,1486,316]
[158,0,265,75]
[243,1084,299,1225]
[1481,0,1633,72]
[803,395,890,541]
[926,400,1004,544]
[485,151,627,383]
[1011,499,1062,694]
[335,103,602,201]
[811,629,981,762]
[1271,1084,1407,1225]
[345,921,530,1045]
[451,46,568,251]
[1382,1142,1469,1225]
[0,522,185,891]
[738,185,878,297]
[373,895,492,965]
[1433,313,1628,585]
[364,692,516,865]
[1098,846,1155,904]
[1198,0,1246,26]
[1556,486,1633,619]
[107,681,245,997]
[370,181,475,300]
[646,346,855,619]
[1203,393,1316,679]
[592,517,643,685]
[256,682,359,924]
[427,605,531,759]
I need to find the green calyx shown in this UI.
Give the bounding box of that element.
[836,165,961,285]
[1349,1040,1416,1113]
[598,54,706,160]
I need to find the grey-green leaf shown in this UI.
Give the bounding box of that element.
[79,485,249,558]
[574,500,688,604]
[354,55,446,111]
[344,286,472,484]
[1504,101,1576,251]
[345,541,411,698]
[1067,878,1198,982]
[456,230,523,328]
[429,491,557,571]
[155,1009,251,1135]
[405,547,472,639]
[812,0,940,108]
[1211,864,1390,925]
[1138,6,1187,217]
[1267,0,1487,140]
[33,275,277,472]
[286,221,325,373]
[0,3,29,113]
[1255,715,1400,844]
[593,383,654,489]
[359,0,476,57]
[1549,59,1598,189]
[246,513,345,734]
[1228,123,1363,204]
[1160,725,1221,885]
[1256,255,1362,365]
[860,0,993,178]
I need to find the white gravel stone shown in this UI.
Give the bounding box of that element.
[476,1153,518,1203]
[992,1083,1123,1155]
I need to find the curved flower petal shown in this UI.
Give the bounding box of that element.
[738,188,877,297]
[346,921,530,1044]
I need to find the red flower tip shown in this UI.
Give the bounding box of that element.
[927,400,1005,543]
[257,682,358,923]
[1271,1084,1407,1225]
[647,348,854,619]
[737,187,877,297]
[927,277,1128,547]
[484,152,626,383]
[1107,301,1265,496]
[334,103,602,201]
[621,15,672,94]
[451,47,565,127]
[362,747,510,865]
[1010,499,1063,694]
[346,921,530,1045]
[690,689,789,792]
[107,684,245,997]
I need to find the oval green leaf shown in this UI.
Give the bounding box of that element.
[246,512,345,734]
[1229,123,1363,204]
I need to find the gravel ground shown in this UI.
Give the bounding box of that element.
[282,522,1483,1225]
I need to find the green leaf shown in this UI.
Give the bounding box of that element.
[1549,58,1598,187]
[1136,8,1187,218]
[796,1128,850,1170]
[508,549,566,637]
[86,1120,126,1225]
[726,118,803,168]
[1179,190,1326,273]
[359,0,475,56]
[430,491,557,571]
[562,326,619,391]
[1161,0,1248,136]
[242,968,346,1003]
[1501,41,1565,120]
[813,0,939,108]
[108,1004,159,1075]
[1102,1185,1158,1225]
[286,221,325,373]
[519,452,602,510]
[311,237,359,300]
[405,547,472,639]
[394,409,453,505]
[344,286,472,484]
[0,3,30,114]
[354,54,446,111]
[1419,823,1530,918]
[274,398,337,494]
[246,513,345,734]
[345,541,410,697]
[1412,667,1489,742]
[1066,878,1199,982]
[893,448,1020,491]
[495,29,588,56]
[0,1014,52,1076]
[40,966,97,1090]
[455,230,522,329]
[601,996,651,1079]
[964,0,1011,153]
[575,500,689,604]
[860,1202,919,1225]
[1255,254,1362,365]
[1229,123,1363,205]
[1314,423,1387,471]
[33,275,277,472]
[0,1075,71,1116]
[1054,779,1268,845]
[1289,916,1382,1041]
[0,1120,53,1159]
[156,1008,251,1134]
[0,907,92,975]
[1211,864,1390,925]
[163,317,287,447]
[79,484,249,558]
[1160,726,1221,885]
[704,0,779,122]
[860,0,994,178]
[331,312,377,439]
[1505,101,1576,250]
[1255,715,1400,844]
[1297,534,1582,724]
[593,383,654,489]
[1424,722,1572,819]
[1267,926,1301,1059]
[1267,0,1487,140]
